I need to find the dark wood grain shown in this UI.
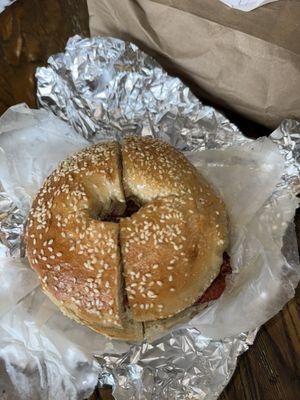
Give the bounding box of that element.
[220,291,300,400]
[0,0,90,115]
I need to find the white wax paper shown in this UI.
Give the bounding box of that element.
[187,142,299,338]
[0,104,299,399]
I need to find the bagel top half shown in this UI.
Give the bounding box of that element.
[25,137,228,341]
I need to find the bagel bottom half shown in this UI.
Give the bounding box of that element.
[47,287,208,341]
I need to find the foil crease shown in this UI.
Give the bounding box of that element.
[96,330,256,400]
[36,36,247,151]
[0,35,298,400]
[0,185,24,258]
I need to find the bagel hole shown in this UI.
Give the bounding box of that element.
[124,199,140,217]
[101,198,140,222]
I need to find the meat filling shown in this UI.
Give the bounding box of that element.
[195,252,231,305]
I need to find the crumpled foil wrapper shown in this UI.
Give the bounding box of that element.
[0,35,299,400]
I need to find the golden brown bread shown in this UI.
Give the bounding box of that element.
[25,137,229,341]
[25,142,128,330]
[122,136,213,207]
[120,195,226,321]
[45,287,144,341]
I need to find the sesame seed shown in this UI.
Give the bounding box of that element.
[147,290,157,298]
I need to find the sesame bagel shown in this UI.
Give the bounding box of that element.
[25,137,229,341]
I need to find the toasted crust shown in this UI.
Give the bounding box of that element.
[26,137,229,341]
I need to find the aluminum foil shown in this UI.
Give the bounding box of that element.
[36,36,247,150]
[0,0,16,14]
[0,185,24,258]
[0,35,299,400]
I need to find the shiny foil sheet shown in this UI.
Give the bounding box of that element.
[0,35,299,400]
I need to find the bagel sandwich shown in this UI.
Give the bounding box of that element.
[25,137,230,341]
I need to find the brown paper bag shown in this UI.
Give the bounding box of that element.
[88,0,300,128]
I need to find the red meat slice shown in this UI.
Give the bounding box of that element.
[195,253,232,305]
